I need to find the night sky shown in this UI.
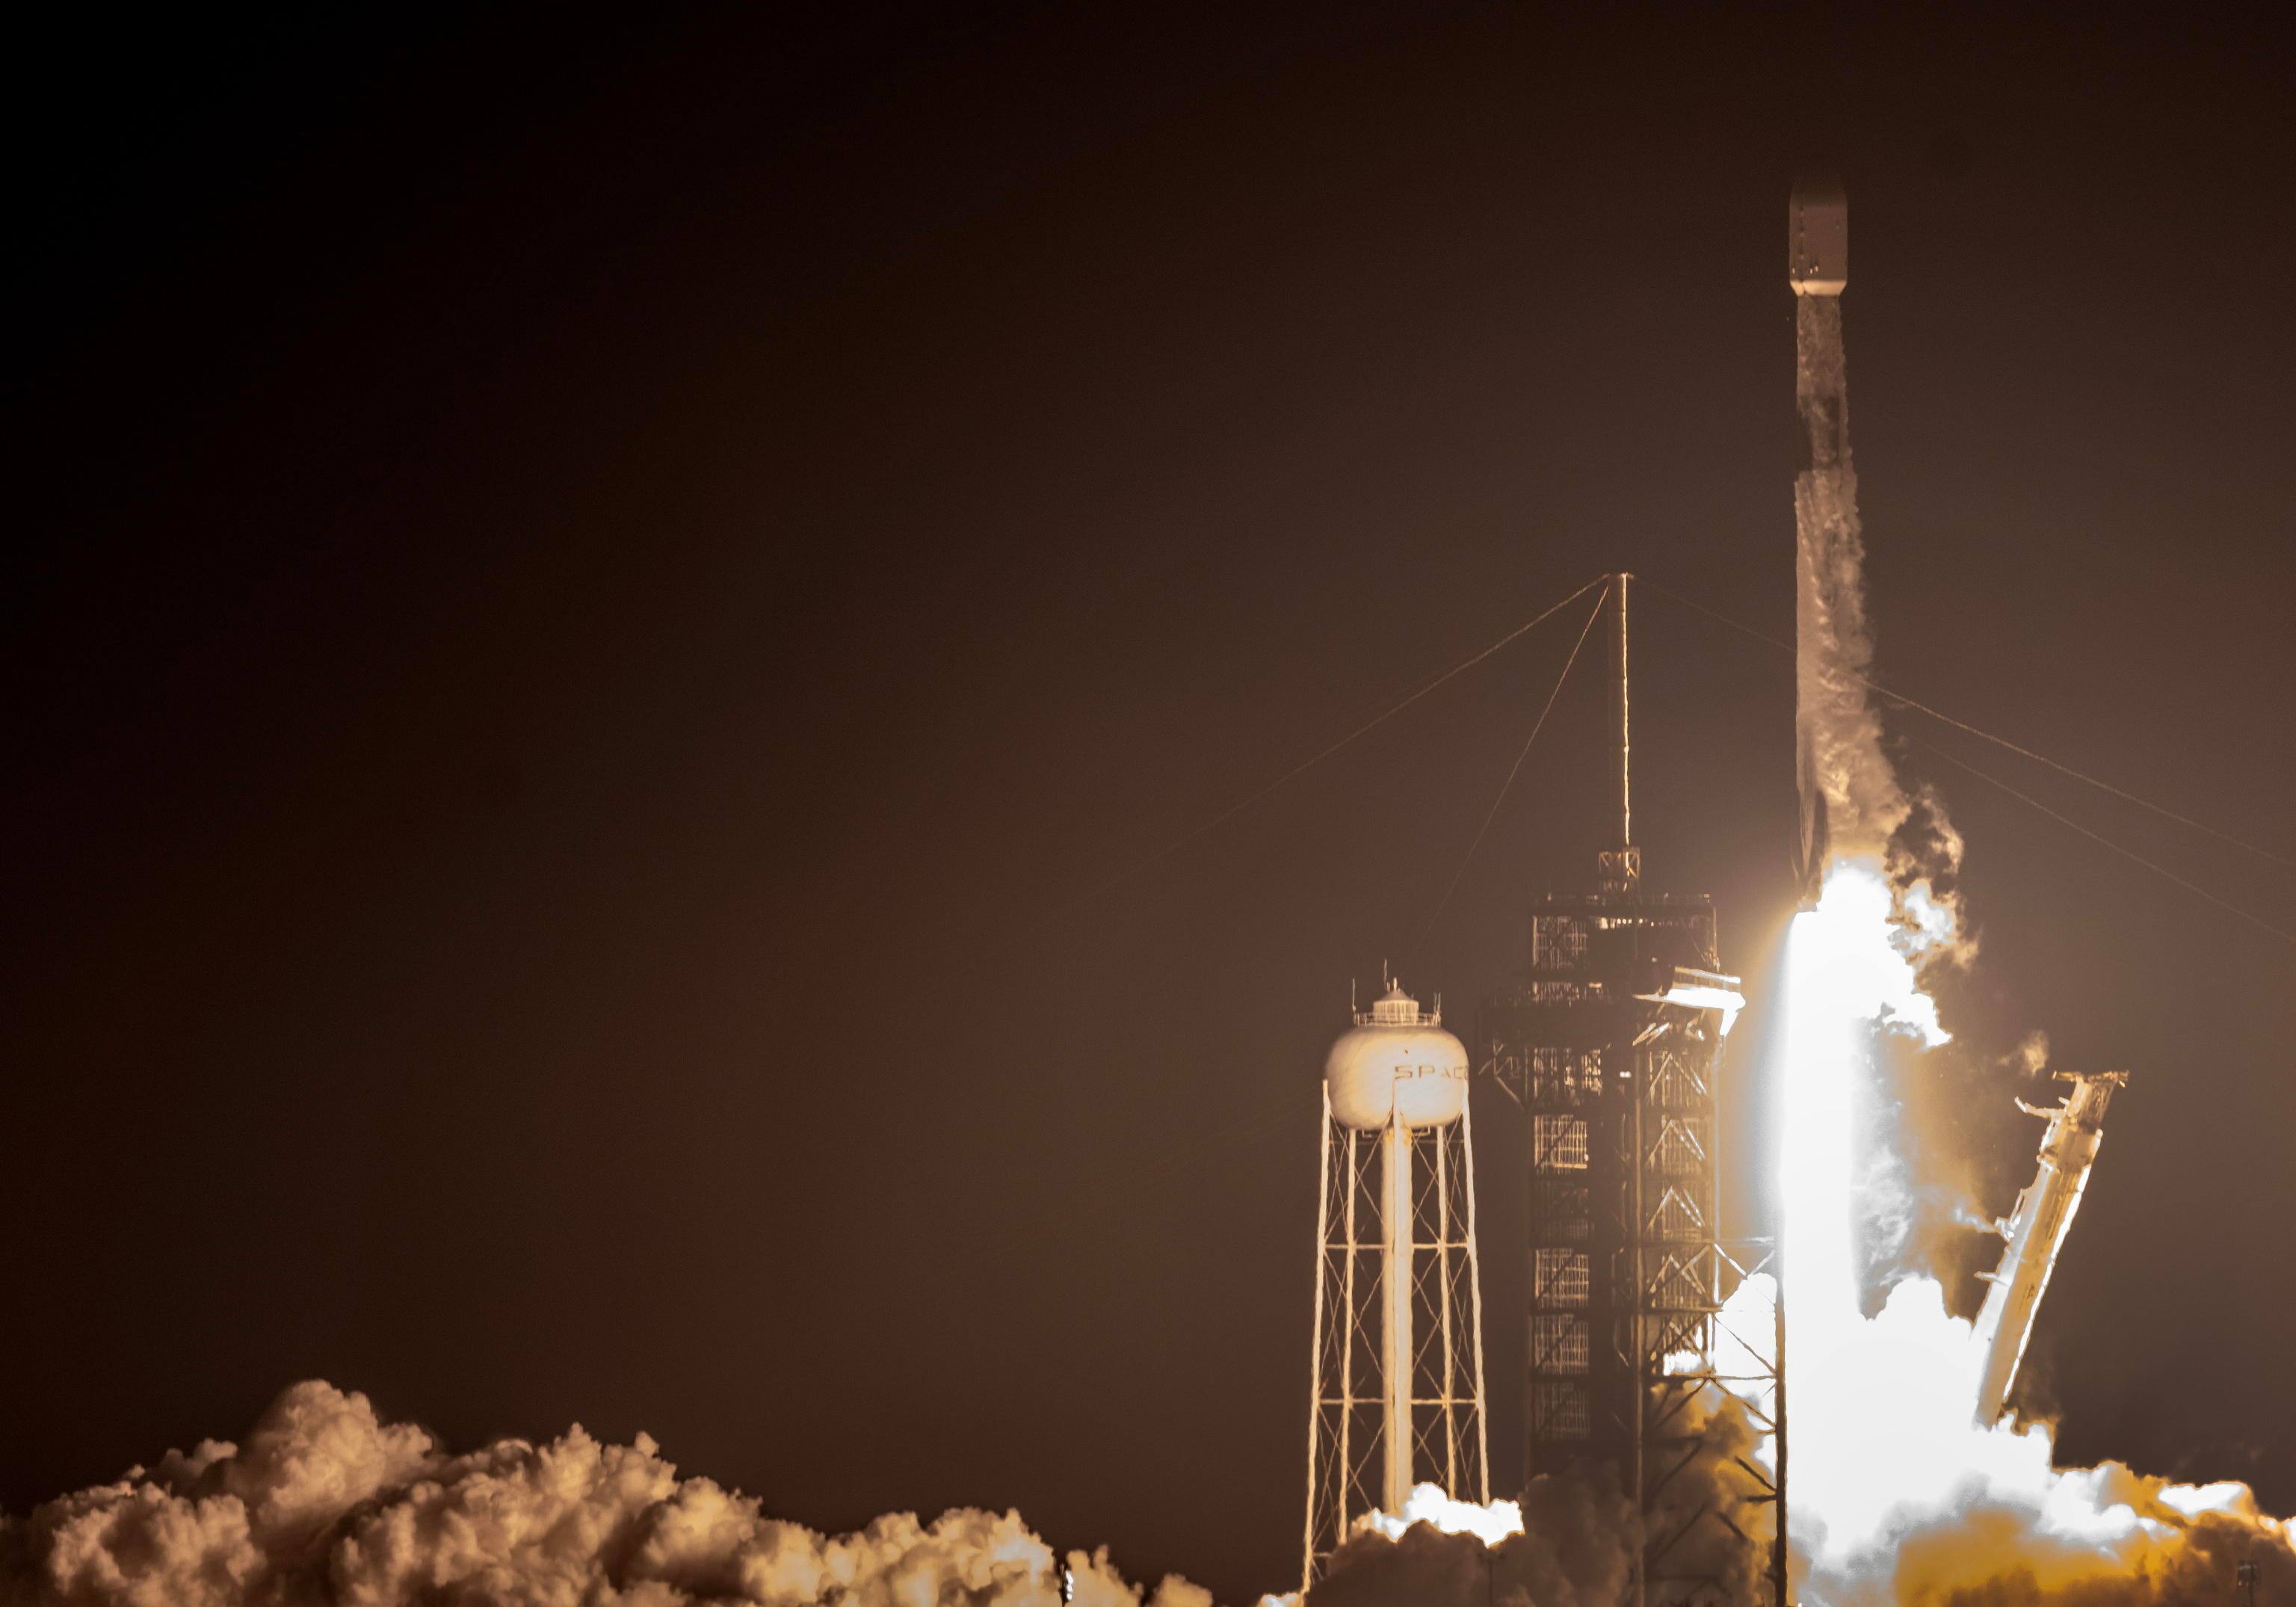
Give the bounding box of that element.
[7,7,2292,1600]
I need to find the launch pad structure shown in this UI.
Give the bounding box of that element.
[1481,577,1789,1607]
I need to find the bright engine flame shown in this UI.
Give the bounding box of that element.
[1781,861,1946,1364]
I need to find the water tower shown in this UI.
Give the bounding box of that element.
[1302,980,1489,1588]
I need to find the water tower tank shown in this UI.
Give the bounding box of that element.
[1324,983,1469,1131]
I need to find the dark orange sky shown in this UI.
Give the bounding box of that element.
[7,6,2291,1600]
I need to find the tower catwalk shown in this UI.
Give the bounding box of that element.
[1481,577,1782,1607]
[1303,982,1489,1590]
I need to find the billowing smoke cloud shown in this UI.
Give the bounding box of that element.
[1306,1478,1634,1607]
[1766,871,2296,1607]
[1296,1398,1777,1607]
[6,1378,2289,1607]
[1777,1267,2296,1607]
[0,1382,1211,1607]
[1886,1491,2296,1607]
[1297,1381,2295,1607]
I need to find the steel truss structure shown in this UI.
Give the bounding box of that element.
[1303,1091,1490,1588]
[1478,576,1787,1607]
[1485,894,1784,1607]
[1655,1239,1786,1607]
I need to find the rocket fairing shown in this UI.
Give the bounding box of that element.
[1971,1071,2129,1428]
[1790,181,1848,296]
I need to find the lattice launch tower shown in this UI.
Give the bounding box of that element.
[1481,576,1782,1607]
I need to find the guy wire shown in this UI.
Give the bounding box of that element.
[1638,578,2294,872]
[1040,573,1608,922]
[1911,739,2295,946]
[1416,583,1611,954]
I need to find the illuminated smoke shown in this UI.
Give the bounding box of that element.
[1289,1478,1633,1607]
[0,1381,1212,1607]
[1357,1484,1528,1548]
[1294,1402,1778,1607]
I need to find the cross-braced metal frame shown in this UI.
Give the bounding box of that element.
[1647,1239,1786,1607]
[1487,890,1786,1607]
[1302,1090,1490,1591]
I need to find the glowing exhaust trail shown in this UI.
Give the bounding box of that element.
[1780,863,1946,1359]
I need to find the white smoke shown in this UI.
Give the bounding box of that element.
[1354,1485,1523,1549]
[1297,1476,1638,1607]
[1783,1275,2296,1607]
[1278,1389,1780,1607]
[0,1381,1212,1607]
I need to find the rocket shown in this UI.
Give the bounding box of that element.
[1791,180,1851,907]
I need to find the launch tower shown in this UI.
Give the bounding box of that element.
[1303,981,1490,1589]
[1481,578,1783,1607]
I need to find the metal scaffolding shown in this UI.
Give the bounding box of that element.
[1482,576,1787,1607]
